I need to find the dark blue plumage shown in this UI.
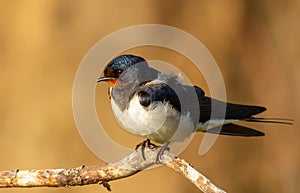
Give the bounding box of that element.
[137,82,181,111]
[104,54,147,78]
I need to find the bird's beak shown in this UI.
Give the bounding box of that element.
[97,77,113,82]
[96,77,117,87]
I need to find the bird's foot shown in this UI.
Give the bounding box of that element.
[135,139,171,163]
[135,139,158,160]
[155,141,170,164]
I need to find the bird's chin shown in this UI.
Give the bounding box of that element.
[107,79,117,87]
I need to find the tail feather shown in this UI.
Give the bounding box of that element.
[244,117,293,125]
[205,124,265,137]
[201,117,293,137]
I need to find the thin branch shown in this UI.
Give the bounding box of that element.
[0,147,226,193]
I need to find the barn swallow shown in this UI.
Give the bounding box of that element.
[97,54,292,160]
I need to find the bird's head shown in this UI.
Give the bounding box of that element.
[97,54,146,87]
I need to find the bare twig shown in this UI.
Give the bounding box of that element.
[0,147,226,193]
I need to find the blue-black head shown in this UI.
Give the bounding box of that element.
[97,54,146,87]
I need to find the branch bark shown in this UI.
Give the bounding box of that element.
[0,147,226,193]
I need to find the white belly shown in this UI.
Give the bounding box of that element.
[111,95,194,144]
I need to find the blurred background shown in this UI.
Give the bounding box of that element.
[0,1,299,193]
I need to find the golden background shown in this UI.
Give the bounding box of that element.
[0,1,299,193]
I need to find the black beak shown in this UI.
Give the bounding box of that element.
[96,77,116,83]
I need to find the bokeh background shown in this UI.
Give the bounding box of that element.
[0,1,299,193]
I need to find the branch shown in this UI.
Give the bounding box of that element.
[0,147,226,193]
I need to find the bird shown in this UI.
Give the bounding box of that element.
[96,54,292,160]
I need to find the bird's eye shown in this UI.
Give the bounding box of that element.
[138,91,151,107]
[115,69,123,76]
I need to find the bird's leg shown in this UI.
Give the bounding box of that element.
[135,139,158,160]
[156,141,171,164]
